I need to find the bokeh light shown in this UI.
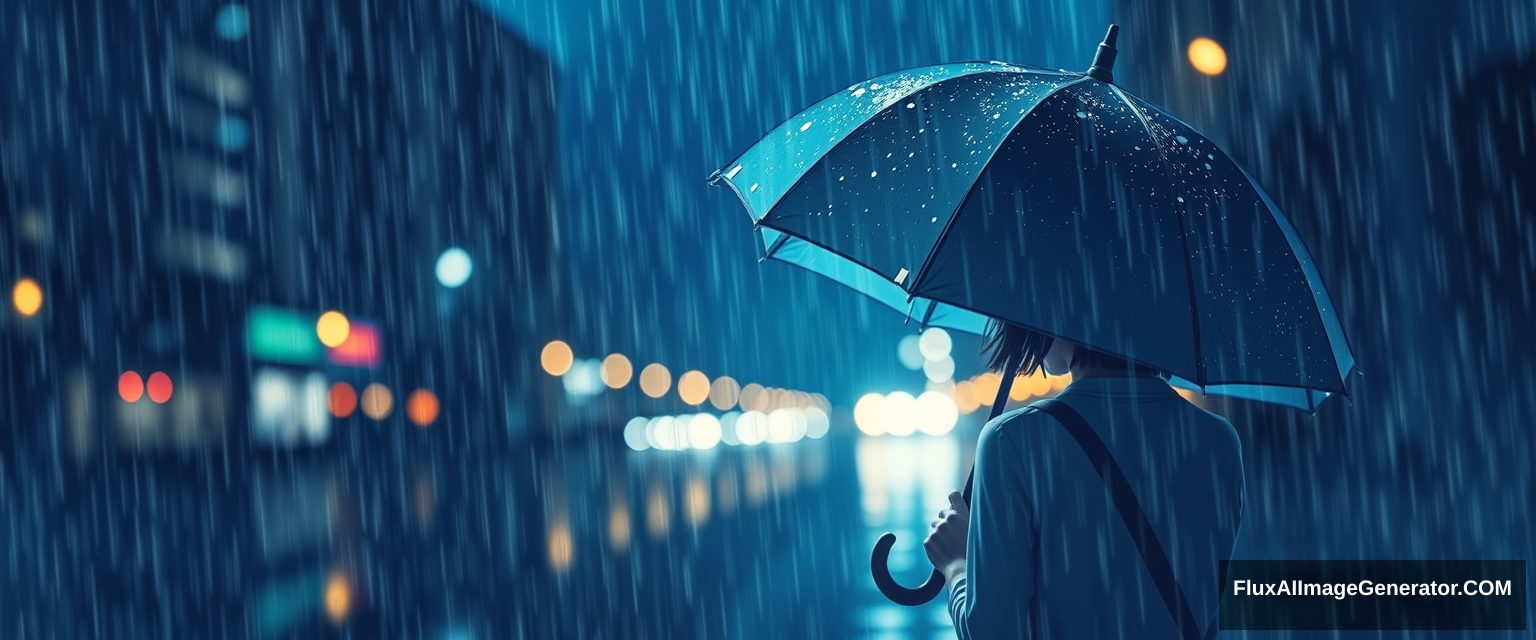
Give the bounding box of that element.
[547,522,574,571]
[323,572,351,623]
[739,383,766,411]
[709,376,741,410]
[956,381,980,414]
[685,475,711,526]
[316,311,350,348]
[623,416,650,451]
[854,393,886,436]
[688,413,722,449]
[329,382,357,418]
[435,248,474,288]
[639,363,671,398]
[12,278,42,317]
[118,371,144,403]
[1051,371,1074,391]
[1010,374,1032,401]
[214,4,250,41]
[919,327,952,361]
[719,412,742,446]
[562,359,603,397]
[406,389,439,427]
[735,411,769,445]
[896,335,924,370]
[924,356,955,383]
[601,354,633,388]
[673,415,696,450]
[974,372,1002,406]
[677,370,710,405]
[648,416,678,450]
[759,387,781,411]
[916,391,960,436]
[1188,37,1227,75]
[146,372,174,404]
[1027,370,1053,396]
[361,383,393,420]
[803,407,830,439]
[608,504,631,552]
[880,391,918,437]
[646,486,670,538]
[766,408,803,443]
[541,341,574,376]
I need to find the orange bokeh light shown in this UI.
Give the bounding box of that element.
[146,372,173,403]
[360,383,392,420]
[329,382,358,418]
[323,572,351,623]
[119,371,144,402]
[406,389,440,427]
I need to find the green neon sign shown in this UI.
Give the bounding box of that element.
[247,306,322,365]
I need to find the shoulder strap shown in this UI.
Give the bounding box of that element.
[1033,398,1211,640]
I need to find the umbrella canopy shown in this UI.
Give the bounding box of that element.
[710,29,1355,411]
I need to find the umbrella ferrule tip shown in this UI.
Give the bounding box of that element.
[1086,23,1120,84]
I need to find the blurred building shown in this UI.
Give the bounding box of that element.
[1,0,560,636]
[2,0,561,454]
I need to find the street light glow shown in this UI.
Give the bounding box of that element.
[1188,37,1227,75]
[316,311,350,348]
[12,278,42,317]
[435,247,473,288]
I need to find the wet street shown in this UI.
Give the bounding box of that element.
[7,391,1531,640]
[2,410,992,640]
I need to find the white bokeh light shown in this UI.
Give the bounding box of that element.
[897,335,924,370]
[767,409,798,443]
[923,355,955,383]
[916,391,960,436]
[854,393,886,436]
[919,328,952,361]
[562,359,603,398]
[736,411,769,446]
[435,248,474,288]
[719,412,742,445]
[649,416,677,450]
[803,407,830,439]
[688,413,723,450]
[624,416,651,451]
[881,391,919,437]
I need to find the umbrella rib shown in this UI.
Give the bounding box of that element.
[1109,84,1208,388]
[711,63,966,182]
[750,68,1013,223]
[1234,165,1358,396]
[904,76,1096,301]
[710,62,1078,180]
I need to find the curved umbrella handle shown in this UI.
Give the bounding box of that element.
[869,360,1015,606]
[871,532,946,606]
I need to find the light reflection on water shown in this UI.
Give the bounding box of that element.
[851,433,970,639]
[36,413,977,639]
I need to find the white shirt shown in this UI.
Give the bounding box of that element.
[947,375,1245,639]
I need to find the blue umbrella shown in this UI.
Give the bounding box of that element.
[710,25,1355,605]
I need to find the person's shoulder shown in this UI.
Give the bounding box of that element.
[1190,404,1241,446]
[980,404,1059,451]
